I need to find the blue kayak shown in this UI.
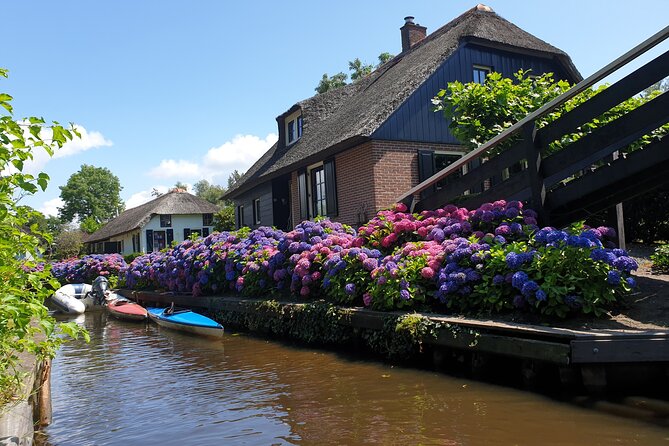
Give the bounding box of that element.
[147,307,224,338]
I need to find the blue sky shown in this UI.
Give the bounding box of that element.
[4,0,668,217]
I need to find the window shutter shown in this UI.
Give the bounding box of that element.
[146,229,153,252]
[202,227,209,237]
[298,170,308,221]
[184,228,191,240]
[323,159,338,217]
[417,150,436,198]
[166,228,174,245]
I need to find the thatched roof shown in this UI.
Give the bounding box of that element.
[85,190,220,243]
[225,5,581,198]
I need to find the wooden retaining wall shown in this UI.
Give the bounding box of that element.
[125,290,669,394]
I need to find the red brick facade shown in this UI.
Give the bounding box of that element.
[289,139,464,227]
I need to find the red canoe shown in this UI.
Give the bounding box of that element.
[107,299,148,321]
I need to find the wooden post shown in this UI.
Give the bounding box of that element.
[612,151,626,249]
[522,123,548,225]
[37,357,52,427]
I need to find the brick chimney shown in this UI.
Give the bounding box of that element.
[400,16,427,52]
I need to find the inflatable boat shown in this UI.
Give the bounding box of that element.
[51,276,112,314]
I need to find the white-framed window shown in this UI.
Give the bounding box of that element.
[285,111,303,145]
[253,198,261,225]
[473,64,492,84]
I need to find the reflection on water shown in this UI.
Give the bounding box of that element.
[40,312,668,445]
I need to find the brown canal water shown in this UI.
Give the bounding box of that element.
[39,312,668,446]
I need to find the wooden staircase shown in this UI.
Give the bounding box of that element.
[397,26,669,229]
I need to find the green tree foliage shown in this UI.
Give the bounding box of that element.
[0,68,87,404]
[173,181,188,191]
[193,179,226,205]
[58,164,124,224]
[433,70,668,156]
[53,226,84,259]
[349,58,373,81]
[214,206,236,232]
[378,52,394,65]
[315,53,394,94]
[79,215,101,234]
[227,170,243,189]
[433,69,669,242]
[315,72,348,94]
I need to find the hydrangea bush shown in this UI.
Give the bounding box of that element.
[51,254,128,287]
[54,200,638,319]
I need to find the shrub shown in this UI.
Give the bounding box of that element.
[651,244,669,273]
[67,200,639,319]
[51,254,127,285]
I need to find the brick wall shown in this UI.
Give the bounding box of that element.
[371,140,464,210]
[287,139,464,227]
[334,142,375,225]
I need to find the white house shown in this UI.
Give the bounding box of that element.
[84,189,220,255]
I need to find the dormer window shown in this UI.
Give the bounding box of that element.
[285,111,303,145]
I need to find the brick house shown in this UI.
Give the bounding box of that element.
[224,5,581,230]
[84,189,220,255]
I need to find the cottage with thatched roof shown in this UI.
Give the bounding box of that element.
[84,189,220,255]
[224,5,581,230]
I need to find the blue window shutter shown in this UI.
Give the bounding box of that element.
[184,228,191,239]
[323,159,338,217]
[166,228,174,245]
[417,150,435,198]
[146,229,153,252]
[202,227,209,237]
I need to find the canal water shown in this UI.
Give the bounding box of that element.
[39,312,668,446]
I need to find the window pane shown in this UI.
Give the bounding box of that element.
[287,119,295,142]
[435,153,463,189]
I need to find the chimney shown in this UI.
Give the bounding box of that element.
[400,16,427,52]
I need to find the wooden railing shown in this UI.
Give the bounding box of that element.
[396,25,669,227]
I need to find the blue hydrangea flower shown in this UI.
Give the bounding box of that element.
[511,271,529,289]
[606,270,621,285]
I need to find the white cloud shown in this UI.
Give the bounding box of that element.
[125,186,168,210]
[24,124,113,174]
[147,160,200,179]
[39,197,64,217]
[148,133,277,183]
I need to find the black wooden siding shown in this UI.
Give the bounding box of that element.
[235,182,274,229]
[373,44,571,144]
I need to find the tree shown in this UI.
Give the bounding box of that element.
[173,181,188,191]
[193,179,226,205]
[0,68,87,403]
[349,58,373,81]
[213,206,236,232]
[79,215,101,234]
[315,72,348,94]
[433,69,667,156]
[378,52,394,65]
[315,53,394,94]
[53,227,84,259]
[227,170,243,189]
[58,164,124,224]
